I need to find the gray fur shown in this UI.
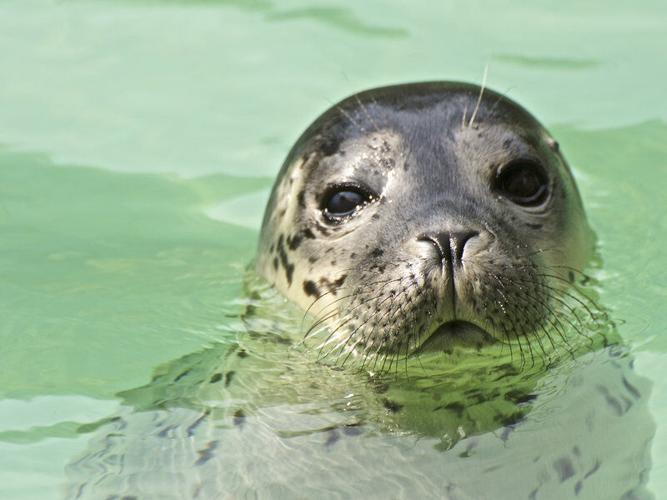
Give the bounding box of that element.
[257,82,594,363]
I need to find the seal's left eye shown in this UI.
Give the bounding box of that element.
[322,186,373,222]
[495,161,549,207]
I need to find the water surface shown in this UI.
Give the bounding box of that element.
[1,1,666,498]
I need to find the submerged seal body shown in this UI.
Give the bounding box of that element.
[257,81,594,363]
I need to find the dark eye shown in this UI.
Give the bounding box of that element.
[495,161,549,207]
[321,186,374,222]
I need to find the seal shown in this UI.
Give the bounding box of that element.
[257,81,595,365]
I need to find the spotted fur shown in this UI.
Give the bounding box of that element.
[257,82,594,365]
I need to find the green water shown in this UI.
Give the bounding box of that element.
[1,0,666,498]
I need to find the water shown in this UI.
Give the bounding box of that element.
[0,0,665,498]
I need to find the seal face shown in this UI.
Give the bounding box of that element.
[257,82,593,363]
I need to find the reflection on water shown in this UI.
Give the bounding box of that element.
[65,275,654,499]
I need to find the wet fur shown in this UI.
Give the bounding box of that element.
[257,82,595,368]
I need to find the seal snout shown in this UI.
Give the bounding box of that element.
[417,230,479,268]
[414,225,499,336]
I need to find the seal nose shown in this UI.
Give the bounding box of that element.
[418,230,479,266]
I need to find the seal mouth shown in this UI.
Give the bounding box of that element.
[417,320,495,353]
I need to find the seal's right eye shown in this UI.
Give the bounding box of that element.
[321,185,374,222]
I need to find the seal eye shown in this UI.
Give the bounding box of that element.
[321,185,373,222]
[495,162,549,207]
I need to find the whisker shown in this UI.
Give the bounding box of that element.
[328,287,404,366]
[303,276,406,339]
[354,95,381,133]
[468,64,489,128]
[302,274,404,322]
[337,106,365,132]
[490,272,579,360]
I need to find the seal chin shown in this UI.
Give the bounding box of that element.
[417,320,495,353]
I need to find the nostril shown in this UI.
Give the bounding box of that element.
[449,230,479,263]
[417,230,479,265]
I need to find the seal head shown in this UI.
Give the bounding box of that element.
[257,82,593,360]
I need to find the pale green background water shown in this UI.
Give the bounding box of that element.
[0,0,665,498]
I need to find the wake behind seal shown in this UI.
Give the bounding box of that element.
[257,81,594,366]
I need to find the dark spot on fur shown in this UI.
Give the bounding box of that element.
[303,228,316,239]
[209,373,223,384]
[297,190,306,208]
[308,256,319,263]
[285,264,294,285]
[287,233,303,250]
[318,274,347,295]
[526,223,542,229]
[303,280,320,297]
[276,234,295,285]
[334,274,347,288]
[350,252,357,259]
[370,247,383,258]
[273,257,279,270]
[372,213,380,220]
[237,349,248,358]
[224,371,235,387]
[503,138,513,149]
